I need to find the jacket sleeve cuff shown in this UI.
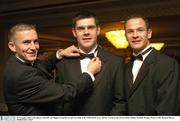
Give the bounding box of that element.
[84,71,95,82]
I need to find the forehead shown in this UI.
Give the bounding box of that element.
[125,18,146,28]
[75,17,96,27]
[14,30,38,40]
[15,30,37,36]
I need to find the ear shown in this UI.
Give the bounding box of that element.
[148,29,152,39]
[72,28,77,38]
[97,26,101,35]
[8,41,16,53]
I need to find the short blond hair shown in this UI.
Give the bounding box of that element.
[8,23,37,42]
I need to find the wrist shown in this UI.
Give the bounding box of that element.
[87,69,94,75]
[85,71,95,81]
[56,49,64,59]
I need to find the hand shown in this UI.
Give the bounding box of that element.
[87,57,102,75]
[58,45,80,58]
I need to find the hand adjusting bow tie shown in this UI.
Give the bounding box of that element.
[131,47,153,61]
[80,53,95,59]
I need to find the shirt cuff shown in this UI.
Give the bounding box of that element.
[56,49,63,60]
[85,71,95,82]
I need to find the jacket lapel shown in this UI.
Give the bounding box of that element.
[93,47,108,87]
[126,61,133,88]
[68,58,82,78]
[65,47,108,87]
[130,59,150,93]
[129,49,156,96]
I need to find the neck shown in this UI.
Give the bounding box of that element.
[133,45,151,55]
[79,44,98,54]
[15,54,34,64]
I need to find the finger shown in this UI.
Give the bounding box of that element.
[72,52,81,56]
[73,51,80,55]
[71,46,80,52]
[73,49,80,53]
[93,57,97,61]
[91,57,96,62]
[94,57,100,61]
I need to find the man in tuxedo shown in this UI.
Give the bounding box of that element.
[55,11,127,115]
[124,14,180,115]
[3,23,101,115]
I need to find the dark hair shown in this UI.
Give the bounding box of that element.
[72,11,99,28]
[124,14,150,29]
[8,23,37,42]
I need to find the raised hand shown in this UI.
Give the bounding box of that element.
[58,45,80,58]
[87,57,102,75]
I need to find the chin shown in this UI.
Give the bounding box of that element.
[28,57,37,62]
[132,44,142,49]
[82,45,92,49]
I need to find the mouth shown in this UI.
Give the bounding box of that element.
[132,40,141,44]
[28,52,37,56]
[82,37,92,40]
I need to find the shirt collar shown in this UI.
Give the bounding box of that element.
[133,45,152,56]
[15,54,34,65]
[79,45,98,57]
[133,45,152,61]
[15,55,26,63]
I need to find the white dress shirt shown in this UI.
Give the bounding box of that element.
[132,46,152,82]
[79,47,98,81]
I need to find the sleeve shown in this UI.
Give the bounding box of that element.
[55,60,65,84]
[156,59,180,115]
[41,53,60,73]
[17,69,64,103]
[175,62,180,115]
[110,59,127,115]
[54,60,66,115]
[17,68,93,103]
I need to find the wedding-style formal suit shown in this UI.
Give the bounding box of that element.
[3,54,93,115]
[55,47,127,115]
[125,48,180,115]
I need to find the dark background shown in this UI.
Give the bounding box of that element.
[1,0,180,113]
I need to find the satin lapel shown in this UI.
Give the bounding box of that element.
[68,58,82,78]
[130,60,149,94]
[93,48,108,87]
[126,61,133,89]
[129,49,156,97]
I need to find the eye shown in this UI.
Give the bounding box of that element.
[34,39,39,45]
[88,25,96,30]
[126,29,133,34]
[76,26,85,31]
[23,40,31,45]
[137,27,146,32]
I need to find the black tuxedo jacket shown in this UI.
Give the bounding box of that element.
[125,49,180,115]
[3,54,93,115]
[55,47,127,115]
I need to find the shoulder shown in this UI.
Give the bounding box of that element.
[55,57,76,68]
[4,56,36,79]
[154,50,177,63]
[152,50,178,68]
[100,49,123,62]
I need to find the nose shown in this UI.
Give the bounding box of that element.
[29,42,37,50]
[83,27,89,35]
[132,31,138,38]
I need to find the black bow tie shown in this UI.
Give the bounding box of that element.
[131,54,143,61]
[131,47,153,61]
[80,53,95,59]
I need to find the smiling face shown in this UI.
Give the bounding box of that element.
[72,17,100,52]
[125,18,152,53]
[8,30,39,63]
